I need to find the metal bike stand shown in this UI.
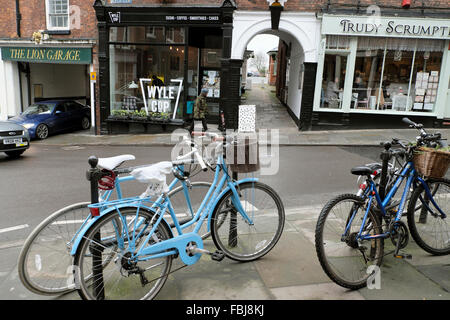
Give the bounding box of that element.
[87,156,105,300]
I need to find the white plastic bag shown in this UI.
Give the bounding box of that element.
[130,161,173,198]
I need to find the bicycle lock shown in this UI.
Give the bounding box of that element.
[87,156,105,300]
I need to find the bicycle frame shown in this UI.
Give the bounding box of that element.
[347,161,446,242]
[71,154,259,266]
[68,166,202,255]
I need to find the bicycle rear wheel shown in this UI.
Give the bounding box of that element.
[315,194,384,290]
[407,178,450,255]
[210,182,285,262]
[18,202,91,295]
[74,207,172,300]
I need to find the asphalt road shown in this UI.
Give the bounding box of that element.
[0,144,382,299]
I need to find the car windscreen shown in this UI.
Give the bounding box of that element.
[22,103,55,115]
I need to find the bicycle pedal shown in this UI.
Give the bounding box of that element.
[211,250,225,262]
[394,253,412,260]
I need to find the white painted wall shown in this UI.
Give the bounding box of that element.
[0,54,22,120]
[30,63,87,101]
[284,36,305,119]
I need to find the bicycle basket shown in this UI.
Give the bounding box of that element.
[413,147,450,178]
[225,135,260,173]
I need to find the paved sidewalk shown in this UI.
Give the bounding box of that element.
[44,205,447,300]
[32,127,450,147]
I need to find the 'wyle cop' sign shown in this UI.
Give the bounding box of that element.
[139,78,183,120]
[322,15,450,40]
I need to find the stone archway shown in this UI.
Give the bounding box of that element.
[231,11,320,63]
[230,11,320,130]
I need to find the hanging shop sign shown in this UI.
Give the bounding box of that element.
[322,15,450,40]
[1,47,92,64]
[107,11,222,25]
[139,78,183,120]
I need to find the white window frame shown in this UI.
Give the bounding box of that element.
[45,0,70,31]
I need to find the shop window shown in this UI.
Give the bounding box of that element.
[166,27,185,44]
[201,49,222,68]
[110,27,180,44]
[109,44,185,119]
[46,0,69,30]
[320,53,347,109]
[411,51,443,112]
[353,37,444,113]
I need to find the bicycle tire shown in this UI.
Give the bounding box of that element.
[407,178,450,255]
[74,207,173,300]
[315,194,384,290]
[17,202,91,296]
[210,181,285,262]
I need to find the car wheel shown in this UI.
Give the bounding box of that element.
[5,150,25,158]
[36,124,49,140]
[81,116,90,130]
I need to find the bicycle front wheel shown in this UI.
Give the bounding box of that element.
[210,181,285,262]
[74,207,172,300]
[315,194,384,290]
[407,178,450,255]
[18,202,91,296]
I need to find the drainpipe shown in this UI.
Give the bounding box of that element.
[16,0,21,37]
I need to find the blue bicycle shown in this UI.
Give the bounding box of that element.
[71,132,285,300]
[18,154,212,296]
[315,118,449,289]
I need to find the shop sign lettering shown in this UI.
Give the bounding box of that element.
[140,78,183,119]
[1,47,92,64]
[165,15,220,22]
[322,15,450,40]
[339,19,450,38]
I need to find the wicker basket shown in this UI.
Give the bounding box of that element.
[413,147,450,178]
[226,135,260,173]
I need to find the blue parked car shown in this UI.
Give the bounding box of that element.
[9,100,91,140]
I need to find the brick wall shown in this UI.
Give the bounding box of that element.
[0,0,97,39]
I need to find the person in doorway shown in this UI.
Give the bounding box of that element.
[189,88,209,133]
[151,75,165,87]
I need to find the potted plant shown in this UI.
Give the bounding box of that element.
[152,112,164,122]
[131,109,148,121]
[109,109,131,120]
[160,112,170,123]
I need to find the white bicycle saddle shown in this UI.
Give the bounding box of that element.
[97,154,136,171]
[131,161,173,197]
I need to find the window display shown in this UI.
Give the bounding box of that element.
[109,43,185,119]
[320,54,347,109]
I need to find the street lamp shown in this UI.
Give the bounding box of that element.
[269,0,284,30]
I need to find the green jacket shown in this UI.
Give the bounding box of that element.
[193,95,208,119]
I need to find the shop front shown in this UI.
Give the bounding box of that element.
[93,1,236,134]
[0,43,94,121]
[313,14,450,128]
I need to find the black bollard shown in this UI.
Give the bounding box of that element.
[87,156,105,300]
